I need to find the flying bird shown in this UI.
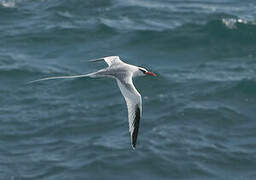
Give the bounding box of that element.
[29,56,156,149]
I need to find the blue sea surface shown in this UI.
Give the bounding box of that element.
[0,0,256,179]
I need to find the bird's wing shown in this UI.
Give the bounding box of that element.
[116,75,142,149]
[88,56,123,67]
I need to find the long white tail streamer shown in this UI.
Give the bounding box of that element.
[27,74,92,84]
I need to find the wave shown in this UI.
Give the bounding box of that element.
[13,14,255,56]
[216,79,256,98]
[0,61,76,81]
[123,16,256,42]
[0,0,15,8]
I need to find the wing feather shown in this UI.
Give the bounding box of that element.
[88,56,122,67]
[132,104,141,148]
[116,76,142,149]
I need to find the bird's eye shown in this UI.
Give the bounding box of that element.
[139,69,146,73]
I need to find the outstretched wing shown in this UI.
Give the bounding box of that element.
[88,56,123,67]
[116,75,142,149]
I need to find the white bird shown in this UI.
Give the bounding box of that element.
[29,56,156,149]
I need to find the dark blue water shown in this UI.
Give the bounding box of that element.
[1,0,256,179]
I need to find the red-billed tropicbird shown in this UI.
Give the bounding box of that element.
[29,56,156,149]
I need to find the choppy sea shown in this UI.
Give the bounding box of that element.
[1,0,256,179]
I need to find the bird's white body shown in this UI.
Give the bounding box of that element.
[29,56,156,149]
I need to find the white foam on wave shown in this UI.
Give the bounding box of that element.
[100,17,148,31]
[222,18,248,29]
[115,0,256,31]
[0,0,15,8]
[45,22,77,30]
[100,16,179,31]
[143,19,180,30]
[57,11,73,18]
[117,0,174,10]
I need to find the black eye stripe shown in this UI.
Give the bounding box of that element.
[139,69,146,73]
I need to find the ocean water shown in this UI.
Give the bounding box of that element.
[1,0,256,179]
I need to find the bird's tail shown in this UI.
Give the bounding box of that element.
[27,72,96,84]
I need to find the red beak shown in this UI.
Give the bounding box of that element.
[145,72,156,76]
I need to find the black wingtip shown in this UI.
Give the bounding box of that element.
[132,142,136,150]
[87,58,104,63]
[131,104,140,150]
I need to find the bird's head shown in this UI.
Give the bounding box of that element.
[136,67,156,77]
